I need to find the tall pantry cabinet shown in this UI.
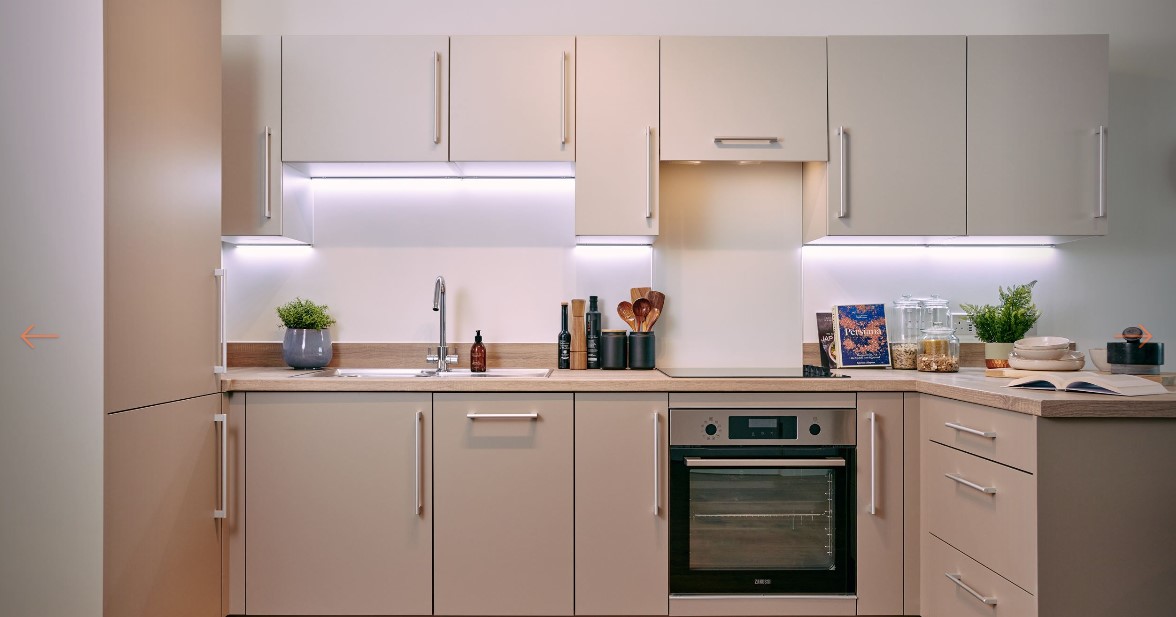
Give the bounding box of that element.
[103,0,224,616]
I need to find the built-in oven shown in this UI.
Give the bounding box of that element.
[669,403,856,597]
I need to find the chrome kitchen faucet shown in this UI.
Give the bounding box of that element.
[427,275,458,371]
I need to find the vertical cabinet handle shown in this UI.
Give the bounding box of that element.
[653,412,661,515]
[868,411,877,515]
[414,410,423,515]
[214,414,227,519]
[560,52,568,145]
[262,127,272,220]
[945,573,999,606]
[646,126,654,219]
[214,268,226,374]
[837,126,848,218]
[433,52,442,145]
[1096,126,1107,218]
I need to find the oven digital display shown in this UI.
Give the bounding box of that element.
[729,416,798,440]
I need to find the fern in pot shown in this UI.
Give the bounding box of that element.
[960,281,1042,369]
[277,298,337,369]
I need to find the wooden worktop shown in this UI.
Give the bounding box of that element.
[221,367,1176,418]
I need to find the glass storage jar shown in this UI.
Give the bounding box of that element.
[920,295,952,332]
[917,324,959,373]
[889,295,921,369]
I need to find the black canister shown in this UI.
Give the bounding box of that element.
[1106,326,1164,365]
[600,330,628,369]
[628,331,655,370]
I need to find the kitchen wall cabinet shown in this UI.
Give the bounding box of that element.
[575,36,660,241]
[660,37,827,162]
[222,35,313,244]
[450,36,575,163]
[104,395,223,617]
[919,394,1176,617]
[967,35,1109,238]
[433,393,574,616]
[235,392,432,616]
[855,393,906,616]
[281,35,449,163]
[574,393,668,615]
[804,36,966,243]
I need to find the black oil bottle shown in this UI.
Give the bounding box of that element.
[558,302,571,369]
[586,295,602,368]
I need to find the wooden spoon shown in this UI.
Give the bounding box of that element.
[632,297,652,332]
[644,307,662,331]
[617,301,638,331]
[631,287,651,303]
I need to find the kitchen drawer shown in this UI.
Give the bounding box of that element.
[924,533,1036,617]
[923,441,1038,592]
[922,395,1036,473]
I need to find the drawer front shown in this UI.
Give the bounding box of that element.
[923,441,1038,592]
[922,395,1036,473]
[924,534,1036,617]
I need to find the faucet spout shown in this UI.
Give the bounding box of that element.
[427,276,457,371]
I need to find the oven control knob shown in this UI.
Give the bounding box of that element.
[809,423,821,436]
[704,423,719,436]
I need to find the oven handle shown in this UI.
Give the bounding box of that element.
[684,457,845,468]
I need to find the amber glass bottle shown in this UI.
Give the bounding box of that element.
[470,330,487,372]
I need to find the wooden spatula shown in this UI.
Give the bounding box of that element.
[631,287,651,303]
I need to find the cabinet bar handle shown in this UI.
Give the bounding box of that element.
[868,411,877,515]
[713,136,779,145]
[653,412,661,515]
[1096,126,1107,218]
[944,421,996,439]
[837,126,847,218]
[685,457,845,468]
[945,472,997,495]
[560,52,568,145]
[262,127,272,219]
[214,268,226,374]
[466,412,539,420]
[433,52,442,145]
[646,126,654,219]
[214,414,227,519]
[414,410,423,515]
[945,573,999,606]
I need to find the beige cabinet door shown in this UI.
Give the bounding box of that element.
[243,392,432,615]
[221,35,312,244]
[575,36,660,239]
[856,393,905,615]
[434,393,574,615]
[967,35,1109,237]
[105,395,222,617]
[574,393,668,615]
[823,36,966,238]
[282,35,449,162]
[660,37,827,161]
[450,36,575,162]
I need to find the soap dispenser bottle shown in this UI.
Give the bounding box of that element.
[470,330,487,373]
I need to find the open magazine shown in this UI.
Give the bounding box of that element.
[1005,371,1169,396]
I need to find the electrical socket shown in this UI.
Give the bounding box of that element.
[951,312,977,342]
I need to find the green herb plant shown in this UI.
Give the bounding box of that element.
[276,297,336,330]
[959,281,1042,344]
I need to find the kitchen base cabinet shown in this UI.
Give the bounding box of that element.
[855,393,906,616]
[105,395,222,617]
[238,392,432,616]
[433,393,574,616]
[575,393,668,615]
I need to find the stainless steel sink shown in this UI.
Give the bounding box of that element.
[310,368,552,378]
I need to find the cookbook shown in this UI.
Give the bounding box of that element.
[1005,372,1169,396]
[833,304,891,368]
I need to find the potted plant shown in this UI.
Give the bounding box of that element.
[277,297,337,369]
[960,281,1042,369]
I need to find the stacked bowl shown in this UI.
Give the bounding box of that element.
[1008,337,1085,371]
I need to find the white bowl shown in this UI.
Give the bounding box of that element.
[1010,347,1068,361]
[1014,336,1071,350]
[1088,348,1109,371]
[1008,353,1085,371]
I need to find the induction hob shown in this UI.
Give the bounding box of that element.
[658,366,848,378]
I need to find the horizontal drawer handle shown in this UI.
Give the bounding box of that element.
[713,136,779,145]
[685,457,845,468]
[945,421,997,439]
[945,572,999,606]
[945,473,998,495]
[466,412,539,421]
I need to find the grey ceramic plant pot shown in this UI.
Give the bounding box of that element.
[283,328,333,369]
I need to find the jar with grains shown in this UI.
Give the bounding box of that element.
[917,324,959,373]
[890,295,921,370]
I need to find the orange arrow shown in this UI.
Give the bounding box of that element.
[21,325,59,349]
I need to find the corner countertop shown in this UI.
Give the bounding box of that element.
[221,367,1176,419]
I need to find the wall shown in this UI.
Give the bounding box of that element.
[0,2,105,616]
[224,0,1176,367]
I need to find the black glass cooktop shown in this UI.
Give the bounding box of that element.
[658,366,848,378]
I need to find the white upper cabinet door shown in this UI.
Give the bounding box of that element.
[282,35,449,162]
[450,36,575,162]
[824,36,966,238]
[660,37,827,161]
[967,35,1109,237]
[575,36,660,239]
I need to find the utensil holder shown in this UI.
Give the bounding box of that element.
[600,330,628,369]
[628,332,655,370]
